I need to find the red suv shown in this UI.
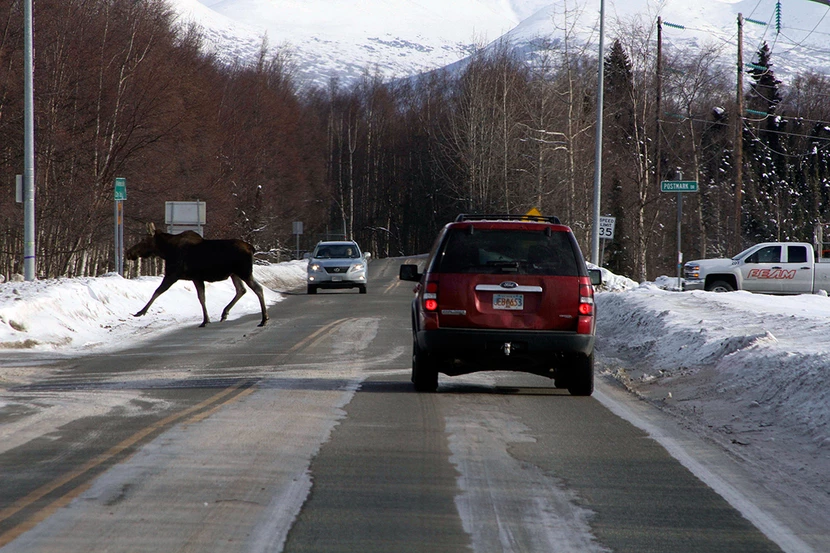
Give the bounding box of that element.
[399,214,602,395]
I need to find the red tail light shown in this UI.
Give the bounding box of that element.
[424,281,438,312]
[578,283,594,315]
[577,279,595,334]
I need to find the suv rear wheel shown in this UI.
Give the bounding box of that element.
[412,341,438,392]
[567,353,594,396]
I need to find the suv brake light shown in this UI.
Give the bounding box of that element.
[424,281,438,312]
[577,279,595,334]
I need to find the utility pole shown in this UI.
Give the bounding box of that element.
[734,13,744,253]
[655,18,663,202]
[590,0,606,266]
[23,0,35,280]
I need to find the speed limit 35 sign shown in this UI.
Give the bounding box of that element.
[599,216,616,240]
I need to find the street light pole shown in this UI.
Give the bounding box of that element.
[590,0,606,266]
[23,0,36,280]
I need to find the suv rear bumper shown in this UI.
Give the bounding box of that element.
[417,327,593,372]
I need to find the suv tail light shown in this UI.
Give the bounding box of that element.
[421,280,440,330]
[424,281,438,311]
[577,278,595,334]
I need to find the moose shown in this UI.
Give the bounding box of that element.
[125,224,269,327]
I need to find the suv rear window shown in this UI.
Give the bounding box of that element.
[434,228,580,276]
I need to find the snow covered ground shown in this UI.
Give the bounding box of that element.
[0,261,308,352]
[593,267,830,552]
[1,260,828,549]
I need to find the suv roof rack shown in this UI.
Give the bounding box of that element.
[455,213,562,224]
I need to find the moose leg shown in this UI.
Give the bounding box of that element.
[193,280,210,327]
[221,275,248,322]
[243,275,269,327]
[134,276,178,317]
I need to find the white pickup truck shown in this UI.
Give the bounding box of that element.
[683,242,830,294]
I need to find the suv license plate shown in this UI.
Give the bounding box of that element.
[493,294,523,310]
[331,275,343,282]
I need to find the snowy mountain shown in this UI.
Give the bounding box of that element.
[169,0,830,87]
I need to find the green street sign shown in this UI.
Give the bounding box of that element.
[114,177,127,200]
[661,180,698,192]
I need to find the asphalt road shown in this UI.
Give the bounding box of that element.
[0,258,786,552]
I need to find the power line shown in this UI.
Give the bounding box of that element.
[663,111,830,139]
[660,3,830,77]
[743,123,830,158]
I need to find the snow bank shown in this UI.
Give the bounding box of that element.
[595,284,830,505]
[0,260,307,351]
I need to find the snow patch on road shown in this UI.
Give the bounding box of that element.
[446,397,608,553]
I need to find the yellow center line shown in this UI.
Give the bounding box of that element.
[1,318,355,545]
[286,318,350,353]
[0,382,260,547]
[383,279,407,294]
[0,381,250,534]
[0,480,96,547]
[183,386,257,427]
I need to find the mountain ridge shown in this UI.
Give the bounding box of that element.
[169,0,830,88]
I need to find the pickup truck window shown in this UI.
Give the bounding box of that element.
[746,246,781,264]
[787,246,808,263]
[733,246,756,260]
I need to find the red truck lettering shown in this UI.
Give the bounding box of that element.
[747,269,796,280]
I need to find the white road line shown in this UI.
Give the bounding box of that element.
[593,379,816,553]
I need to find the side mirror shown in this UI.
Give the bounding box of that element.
[302,252,311,260]
[399,264,421,282]
[364,252,372,261]
[588,268,602,286]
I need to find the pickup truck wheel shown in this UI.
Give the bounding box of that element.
[706,280,735,293]
[567,353,594,396]
[412,341,438,392]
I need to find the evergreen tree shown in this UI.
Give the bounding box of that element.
[604,39,635,134]
[747,42,782,115]
[744,42,787,241]
[602,39,643,278]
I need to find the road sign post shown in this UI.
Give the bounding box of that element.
[293,221,304,259]
[114,178,126,275]
[598,216,616,267]
[661,179,698,290]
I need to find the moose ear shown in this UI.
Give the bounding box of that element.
[147,222,156,235]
